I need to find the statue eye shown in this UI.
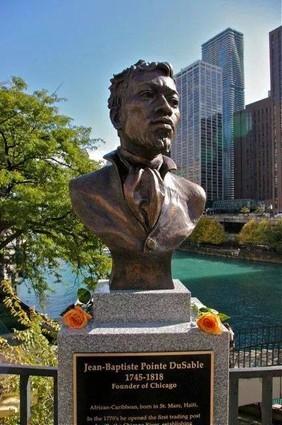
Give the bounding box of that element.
[139,90,154,100]
[169,97,179,107]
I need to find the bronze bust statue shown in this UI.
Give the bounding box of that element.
[70,60,206,290]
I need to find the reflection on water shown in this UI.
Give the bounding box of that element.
[173,251,282,330]
[17,265,81,319]
[17,252,282,330]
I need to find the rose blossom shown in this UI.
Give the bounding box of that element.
[196,312,223,335]
[63,305,92,329]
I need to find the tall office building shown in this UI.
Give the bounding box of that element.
[171,60,223,201]
[234,97,273,203]
[202,28,245,200]
[270,26,282,212]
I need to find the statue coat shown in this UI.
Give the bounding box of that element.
[69,150,206,289]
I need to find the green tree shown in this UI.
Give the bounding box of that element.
[238,219,271,246]
[268,219,282,253]
[255,206,264,215]
[188,217,208,243]
[240,206,250,214]
[238,219,258,245]
[188,217,227,245]
[0,280,59,425]
[256,219,272,245]
[202,218,227,245]
[0,77,111,297]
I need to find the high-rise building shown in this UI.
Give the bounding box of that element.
[270,26,282,212]
[202,28,245,200]
[234,97,273,203]
[171,60,223,201]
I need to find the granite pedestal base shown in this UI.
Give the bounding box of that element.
[58,280,229,425]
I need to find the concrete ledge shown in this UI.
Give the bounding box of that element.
[92,279,191,324]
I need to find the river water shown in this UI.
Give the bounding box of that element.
[17,252,282,331]
[172,251,282,330]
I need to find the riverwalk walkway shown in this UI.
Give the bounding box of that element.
[179,243,282,264]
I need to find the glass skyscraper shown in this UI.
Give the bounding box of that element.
[202,28,245,200]
[171,60,223,201]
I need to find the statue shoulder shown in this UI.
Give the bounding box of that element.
[171,174,206,221]
[69,166,112,195]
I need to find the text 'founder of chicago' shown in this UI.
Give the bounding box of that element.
[69,60,206,290]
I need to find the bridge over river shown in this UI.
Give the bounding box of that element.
[210,214,281,232]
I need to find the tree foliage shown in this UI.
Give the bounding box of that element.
[0,280,59,425]
[267,219,282,253]
[0,77,111,296]
[188,217,227,245]
[238,219,270,246]
[239,218,282,253]
[240,206,250,214]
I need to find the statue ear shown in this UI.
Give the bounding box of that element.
[110,107,122,130]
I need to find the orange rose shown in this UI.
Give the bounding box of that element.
[196,312,223,335]
[63,305,92,329]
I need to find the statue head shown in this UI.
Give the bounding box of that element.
[108,60,180,158]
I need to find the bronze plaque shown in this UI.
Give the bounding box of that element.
[73,351,214,425]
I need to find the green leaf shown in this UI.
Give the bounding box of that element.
[199,307,210,313]
[218,313,231,322]
[191,303,200,317]
[77,288,91,304]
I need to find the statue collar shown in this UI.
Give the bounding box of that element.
[104,148,177,179]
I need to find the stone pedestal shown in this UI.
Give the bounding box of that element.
[58,280,229,425]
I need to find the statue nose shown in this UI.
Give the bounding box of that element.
[155,95,172,115]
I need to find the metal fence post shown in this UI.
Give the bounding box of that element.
[229,374,238,425]
[54,373,58,425]
[20,374,31,425]
[261,375,273,425]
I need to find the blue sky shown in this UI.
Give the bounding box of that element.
[1,0,281,159]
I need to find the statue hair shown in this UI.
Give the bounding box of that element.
[108,60,174,127]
